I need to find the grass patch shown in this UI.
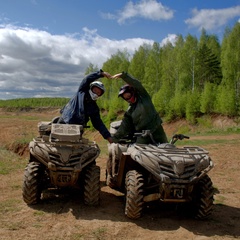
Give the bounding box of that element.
[177,139,232,146]
[0,115,39,121]
[214,195,226,205]
[13,136,33,145]
[6,222,26,231]
[0,148,26,174]
[70,233,84,240]
[92,227,107,240]
[204,126,240,135]
[0,199,22,214]
[33,210,46,216]
[32,223,43,228]
[11,184,21,190]
[191,127,240,136]
[97,140,109,157]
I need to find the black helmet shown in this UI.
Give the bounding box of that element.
[118,84,134,98]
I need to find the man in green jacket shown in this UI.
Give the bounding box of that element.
[111,71,168,144]
[106,72,168,187]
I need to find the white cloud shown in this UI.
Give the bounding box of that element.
[160,34,177,46]
[0,25,154,99]
[185,6,240,30]
[102,0,174,24]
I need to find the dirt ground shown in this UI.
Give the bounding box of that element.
[0,109,240,240]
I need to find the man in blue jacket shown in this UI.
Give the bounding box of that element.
[58,69,113,143]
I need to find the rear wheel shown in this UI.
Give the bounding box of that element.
[22,161,44,205]
[84,163,100,206]
[125,170,144,219]
[191,175,214,219]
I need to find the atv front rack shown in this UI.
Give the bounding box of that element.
[127,143,213,181]
[38,122,84,142]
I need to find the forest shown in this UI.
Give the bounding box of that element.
[95,22,240,124]
[1,22,239,125]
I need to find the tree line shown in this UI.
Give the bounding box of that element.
[1,22,239,125]
[92,22,240,124]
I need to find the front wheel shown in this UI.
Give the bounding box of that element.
[191,175,214,219]
[84,163,100,206]
[22,161,44,205]
[125,170,144,219]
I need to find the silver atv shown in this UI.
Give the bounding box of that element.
[107,121,214,219]
[22,117,101,206]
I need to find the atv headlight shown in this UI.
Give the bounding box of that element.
[196,155,210,172]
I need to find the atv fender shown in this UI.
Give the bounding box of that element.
[116,152,143,191]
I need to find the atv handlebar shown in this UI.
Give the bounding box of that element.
[134,130,151,137]
[134,130,157,144]
[115,130,190,145]
[135,131,190,145]
[170,134,190,144]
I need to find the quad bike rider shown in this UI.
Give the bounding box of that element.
[22,117,101,206]
[107,121,215,220]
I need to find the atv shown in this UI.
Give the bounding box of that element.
[107,121,215,219]
[22,117,101,206]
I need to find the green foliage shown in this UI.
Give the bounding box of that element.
[166,91,187,121]
[215,85,236,116]
[220,22,240,115]
[2,22,240,123]
[185,90,201,123]
[196,115,213,128]
[196,43,222,89]
[152,82,172,115]
[143,42,162,95]
[100,50,130,113]
[104,95,128,125]
[128,44,151,80]
[85,63,99,74]
[200,82,217,114]
[0,97,69,108]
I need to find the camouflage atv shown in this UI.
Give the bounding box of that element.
[22,117,101,206]
[107,121,215,219]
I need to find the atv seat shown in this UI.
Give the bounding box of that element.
[110,120,122,135]
[38,117,61,136]
[38,121,52,136]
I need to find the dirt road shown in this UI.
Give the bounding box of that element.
[0,109,240,240]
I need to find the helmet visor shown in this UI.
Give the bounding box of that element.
[122,92,135,103]
[91,86,104,96]
[122,92,133,101]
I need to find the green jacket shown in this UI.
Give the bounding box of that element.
[112,72,168,144]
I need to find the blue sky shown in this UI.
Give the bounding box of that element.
[0,0,240,100]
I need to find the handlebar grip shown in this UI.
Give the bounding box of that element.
[172,134,190,140]
[134,132,143,136]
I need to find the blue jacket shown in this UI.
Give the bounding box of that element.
[60,70,111,140]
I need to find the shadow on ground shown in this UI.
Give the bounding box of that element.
[29,185,240,239]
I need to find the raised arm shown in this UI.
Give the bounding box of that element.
[111,72,148,97]
[78,69,112,92]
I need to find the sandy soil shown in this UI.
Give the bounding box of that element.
[0,109,240,240]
